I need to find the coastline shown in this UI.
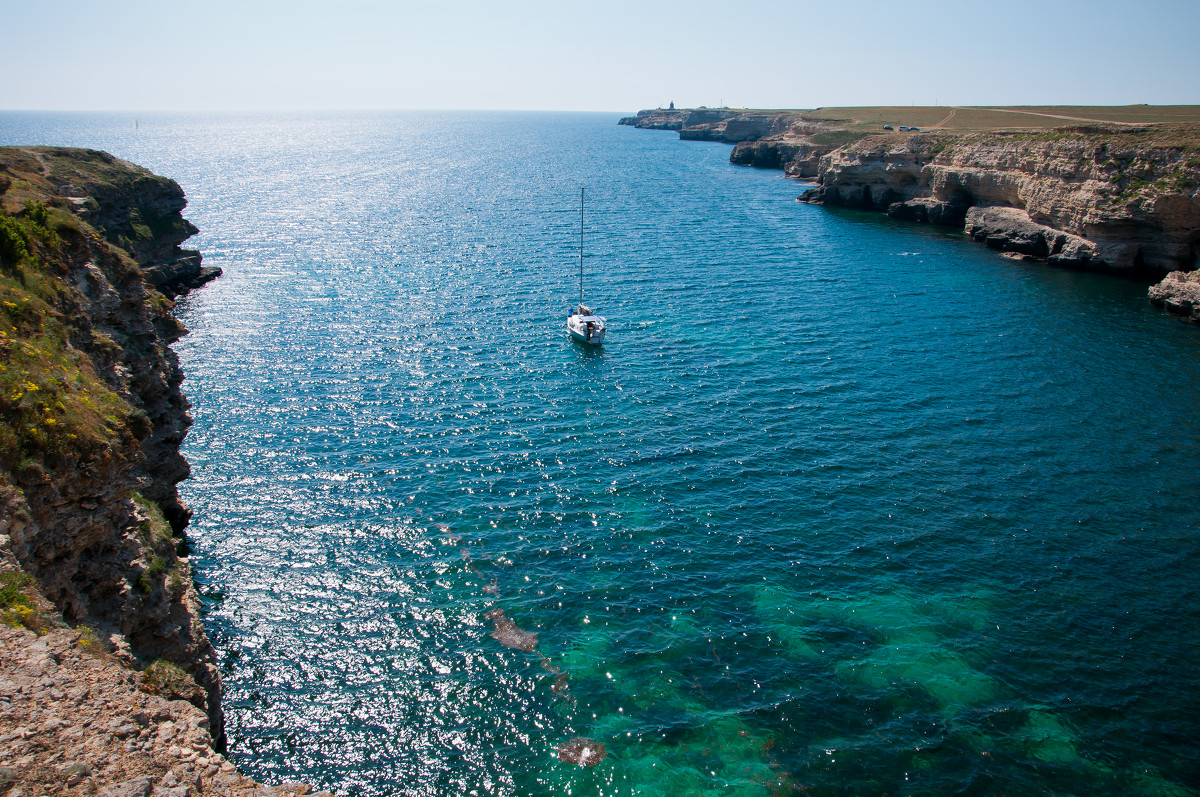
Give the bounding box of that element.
[4,111,1196,795]
[621,107,1200,320]
[0,147,319,796]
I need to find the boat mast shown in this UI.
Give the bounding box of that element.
[579,186,584,307]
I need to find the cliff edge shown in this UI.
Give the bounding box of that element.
[0,147,316,796]
[624,108,1200,320]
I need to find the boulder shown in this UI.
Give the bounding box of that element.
[1148,270,1200,322]
[887,196,971,226]
[964,206,1098,264]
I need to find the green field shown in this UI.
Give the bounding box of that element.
[800,105,1200,132]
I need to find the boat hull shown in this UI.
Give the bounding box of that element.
[567,315,606,345]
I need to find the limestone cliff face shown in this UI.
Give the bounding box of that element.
[620,109,1200,319]
[0,147,299,795]
[618,108,733,132]
[620,108,845,173]
[619,108,800,143]
[800,131,1200,278]
[0,146,215,698]
[730,139,832,178]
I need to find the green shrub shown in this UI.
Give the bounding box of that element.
[22,200,48,228]
[0,216,29,268]
[76,624,106,653]
[0,571,33,609]
[0,571,49,633]
[131,492,173,546]
[141,659,205,705]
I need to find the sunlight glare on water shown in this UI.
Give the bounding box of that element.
[3,111,1199,796]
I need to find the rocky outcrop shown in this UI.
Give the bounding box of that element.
[730,140,831,178]
[618,109,693,131]
[618,108,735,132]
[0,626,322,797]
[619,108,800,143]
[962,207,1097,267]
[621,108,856,177]
[33,147,221,298]
[799,130,1200,278]
[0,147,312,794]
[796,136,934,211]
[1149,270,1200,321]
[884,196,971,226]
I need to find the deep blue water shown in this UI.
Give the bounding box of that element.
[3,111,1199,796]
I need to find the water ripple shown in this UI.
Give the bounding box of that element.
[6,111,1198,796]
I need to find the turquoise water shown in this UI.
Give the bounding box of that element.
[3,112,1200,795]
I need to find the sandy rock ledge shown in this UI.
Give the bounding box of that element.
[0,626,326,797]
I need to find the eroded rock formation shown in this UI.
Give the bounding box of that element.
[0,147,317,795]
[622,109,1200,320]
[21,148,221,298]
[801,131,1200,279]
[1149,270,1200,321]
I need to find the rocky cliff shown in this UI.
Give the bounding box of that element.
[0,147,315,796]
[623,109,1200,320]
[619,108,803,143]
[800,129,1200,279]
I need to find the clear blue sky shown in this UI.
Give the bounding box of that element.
[4,0,1197,111]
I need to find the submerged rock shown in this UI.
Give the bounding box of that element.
[556,737,607,766]
[483,608,539,652]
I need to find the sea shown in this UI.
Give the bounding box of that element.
[2,111,1198,796]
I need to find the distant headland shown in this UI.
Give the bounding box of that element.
[620,106,1200,322]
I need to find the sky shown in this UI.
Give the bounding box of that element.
[3,0,1198,112]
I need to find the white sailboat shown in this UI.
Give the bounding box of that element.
[566,187,607,345]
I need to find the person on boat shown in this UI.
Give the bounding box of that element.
[586,321,595,338]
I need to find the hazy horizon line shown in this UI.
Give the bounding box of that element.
[4,102,1200,116]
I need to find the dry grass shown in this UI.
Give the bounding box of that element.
[799,105,1200,133]
[0,159,143,476]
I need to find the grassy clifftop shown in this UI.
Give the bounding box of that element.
[0,184,148,478]
[0,146,200,641]
[800,104,1200,134]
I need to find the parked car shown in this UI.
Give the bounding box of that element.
[883,125,894,130]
